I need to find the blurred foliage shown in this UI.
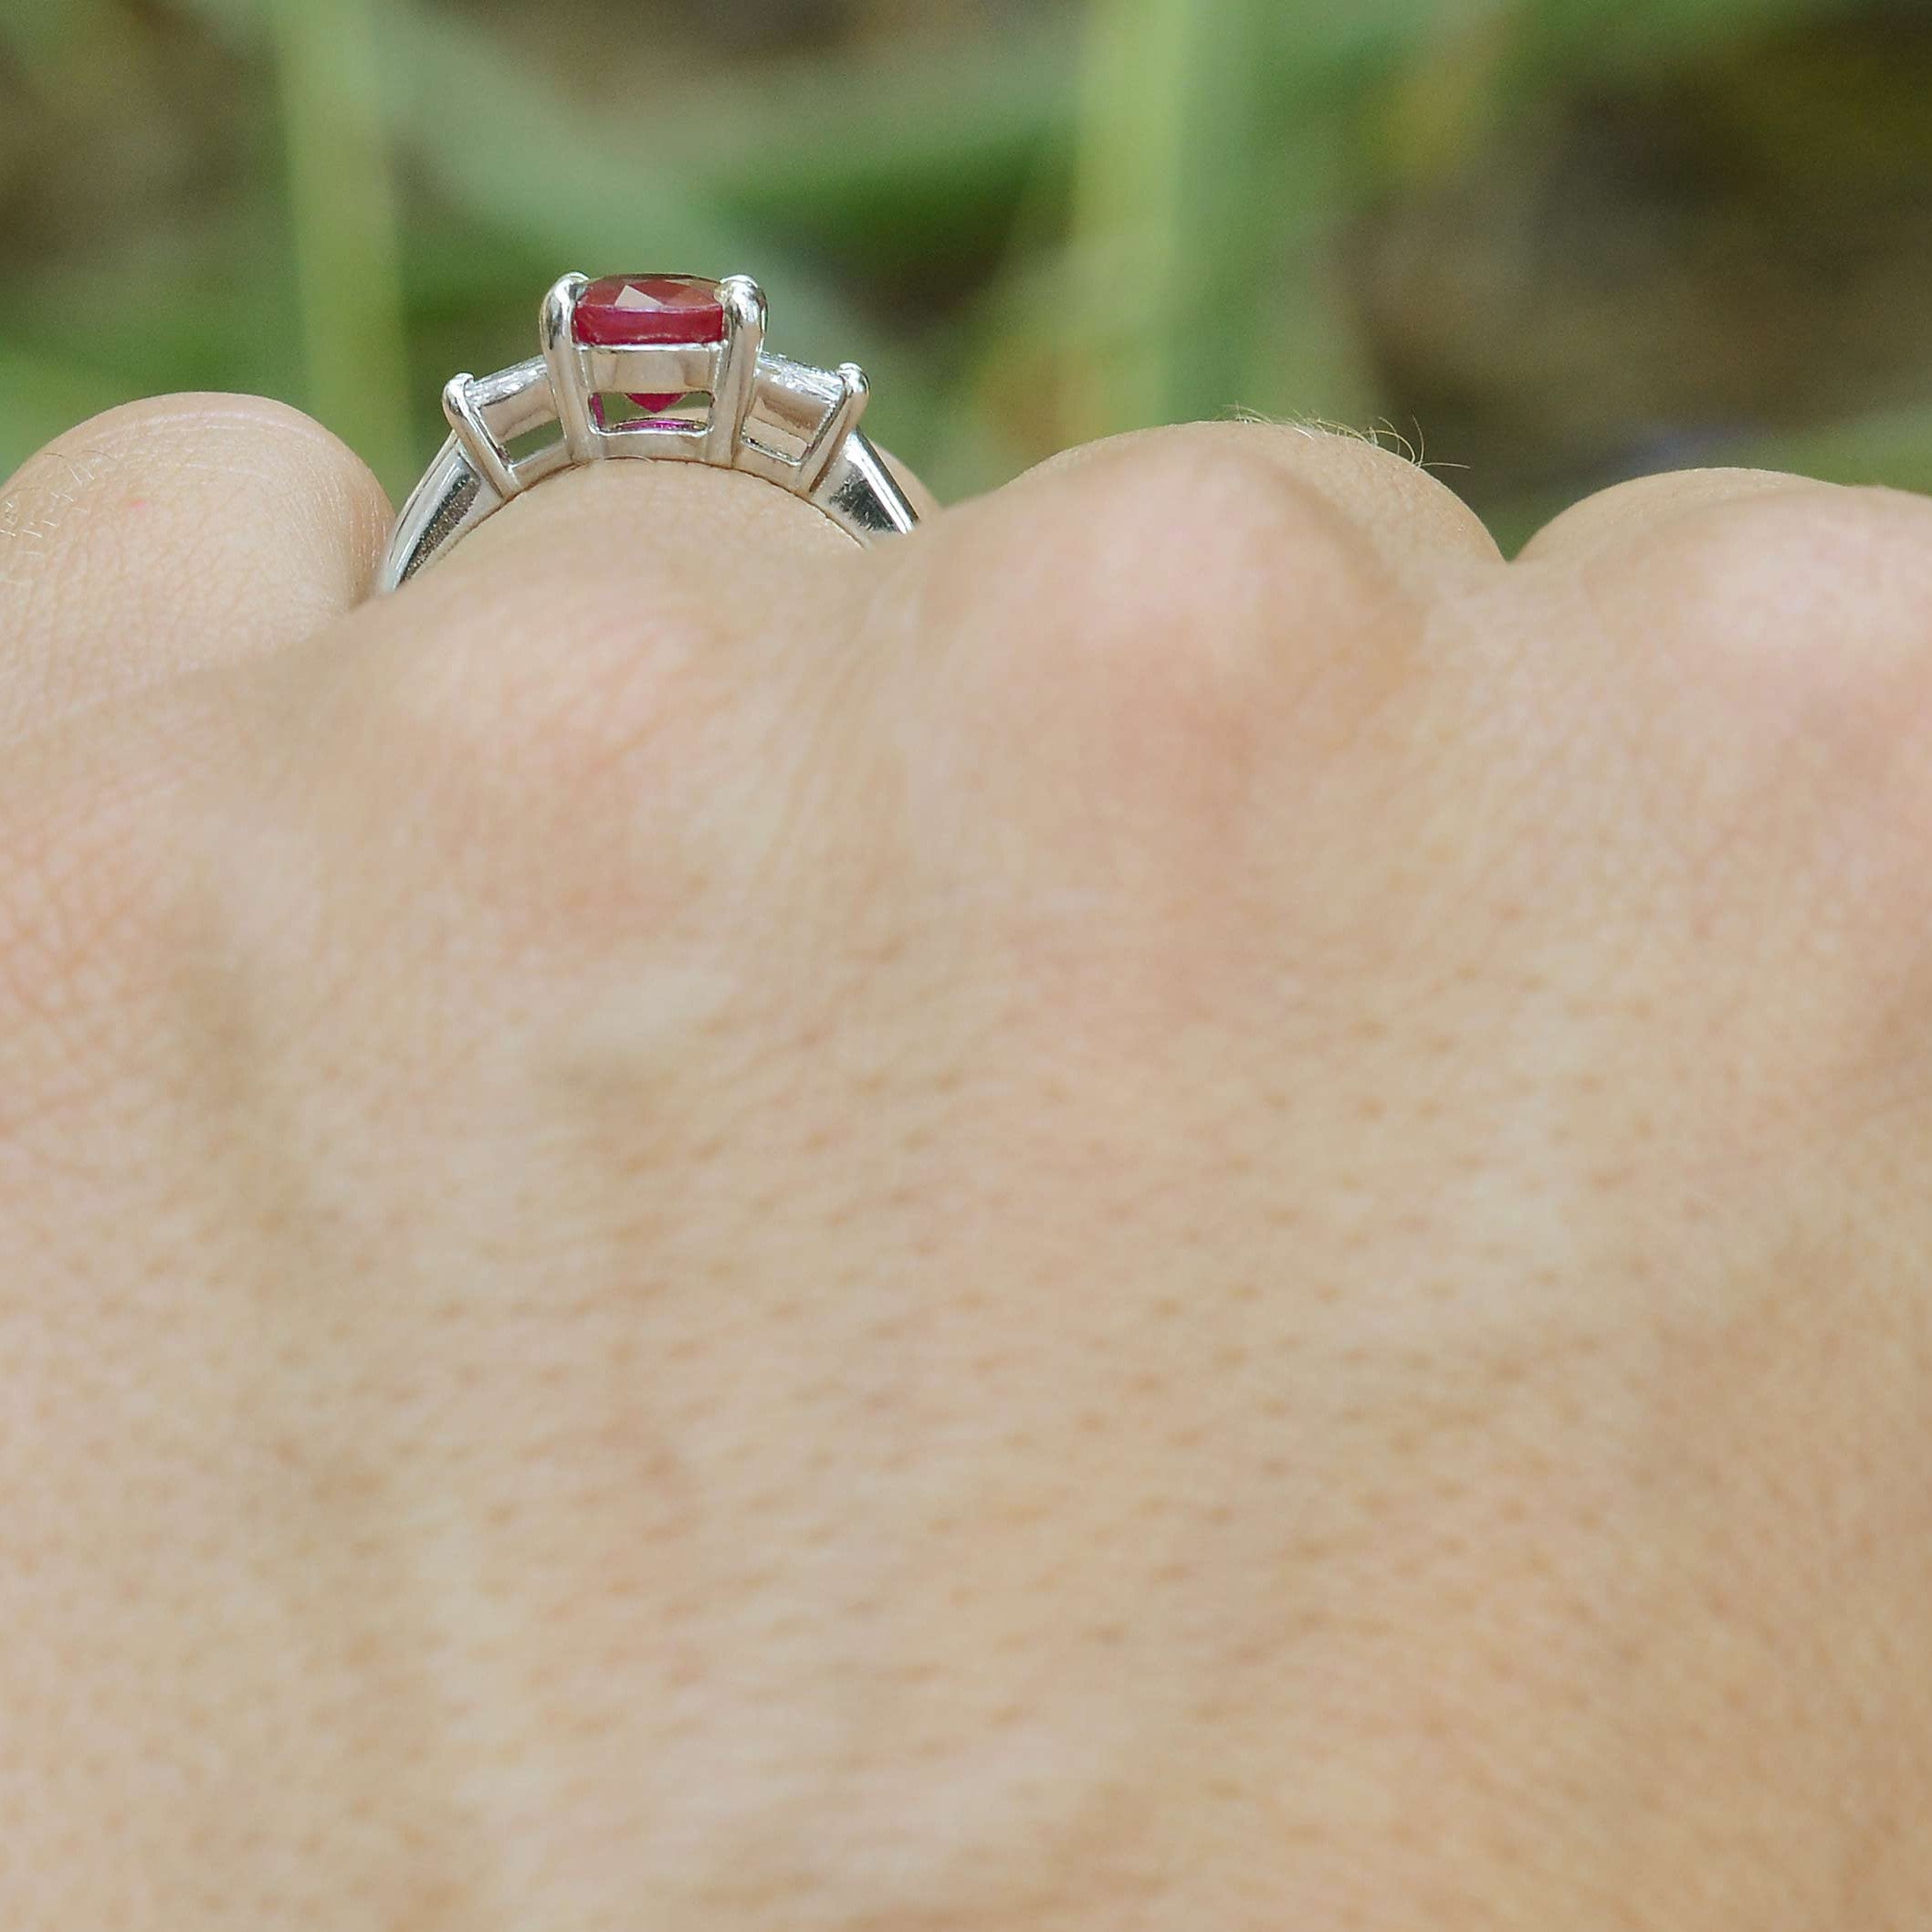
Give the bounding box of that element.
[1,0,1929,543]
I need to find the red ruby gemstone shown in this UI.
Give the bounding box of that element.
[574,275,726,415]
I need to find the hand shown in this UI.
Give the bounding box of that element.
[2,395,1927,1929]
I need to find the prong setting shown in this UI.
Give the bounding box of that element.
[442,373,520,500]
[707,274,768,467]
[799,362,870,494]
[541,272,596,463]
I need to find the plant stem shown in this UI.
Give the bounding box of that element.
[268,0,415,490]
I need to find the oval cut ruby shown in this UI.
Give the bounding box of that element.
[574,276,727,415]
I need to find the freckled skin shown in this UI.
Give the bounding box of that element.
[1,408,1930,1929]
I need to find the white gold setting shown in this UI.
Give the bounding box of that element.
[381,271,919,593]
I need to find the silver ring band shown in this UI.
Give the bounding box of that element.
[380,273,919,593]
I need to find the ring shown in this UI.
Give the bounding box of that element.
[379,273,920,593]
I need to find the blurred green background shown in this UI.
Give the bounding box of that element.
[3,0,1929,549]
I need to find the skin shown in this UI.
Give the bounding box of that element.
[0,394,1928,1929]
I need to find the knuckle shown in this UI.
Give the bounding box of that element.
[1673,488,1932,822]
[1608,486,1932,945]
[1032,419,1495,570]
[3,394,388,605]
[1521,467,1815,561]
[920,428,1407,783]
[1603,486,1932,793]
[880,428,1434,927]
[1055,426,1397,634]
[1639,485,1932,680]
[16,392,367,493]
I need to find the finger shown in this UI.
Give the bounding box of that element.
[326,421,935,813]
[1517,468,1825,566]
[428,454,871,630]
[433,431,936,605]
[329,446,886,803]
[0,394,391,739]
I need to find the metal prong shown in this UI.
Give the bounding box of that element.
[442,374,520,500]
[705,275,767,468]
[541,273,596,463]
[798,363,869,494]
